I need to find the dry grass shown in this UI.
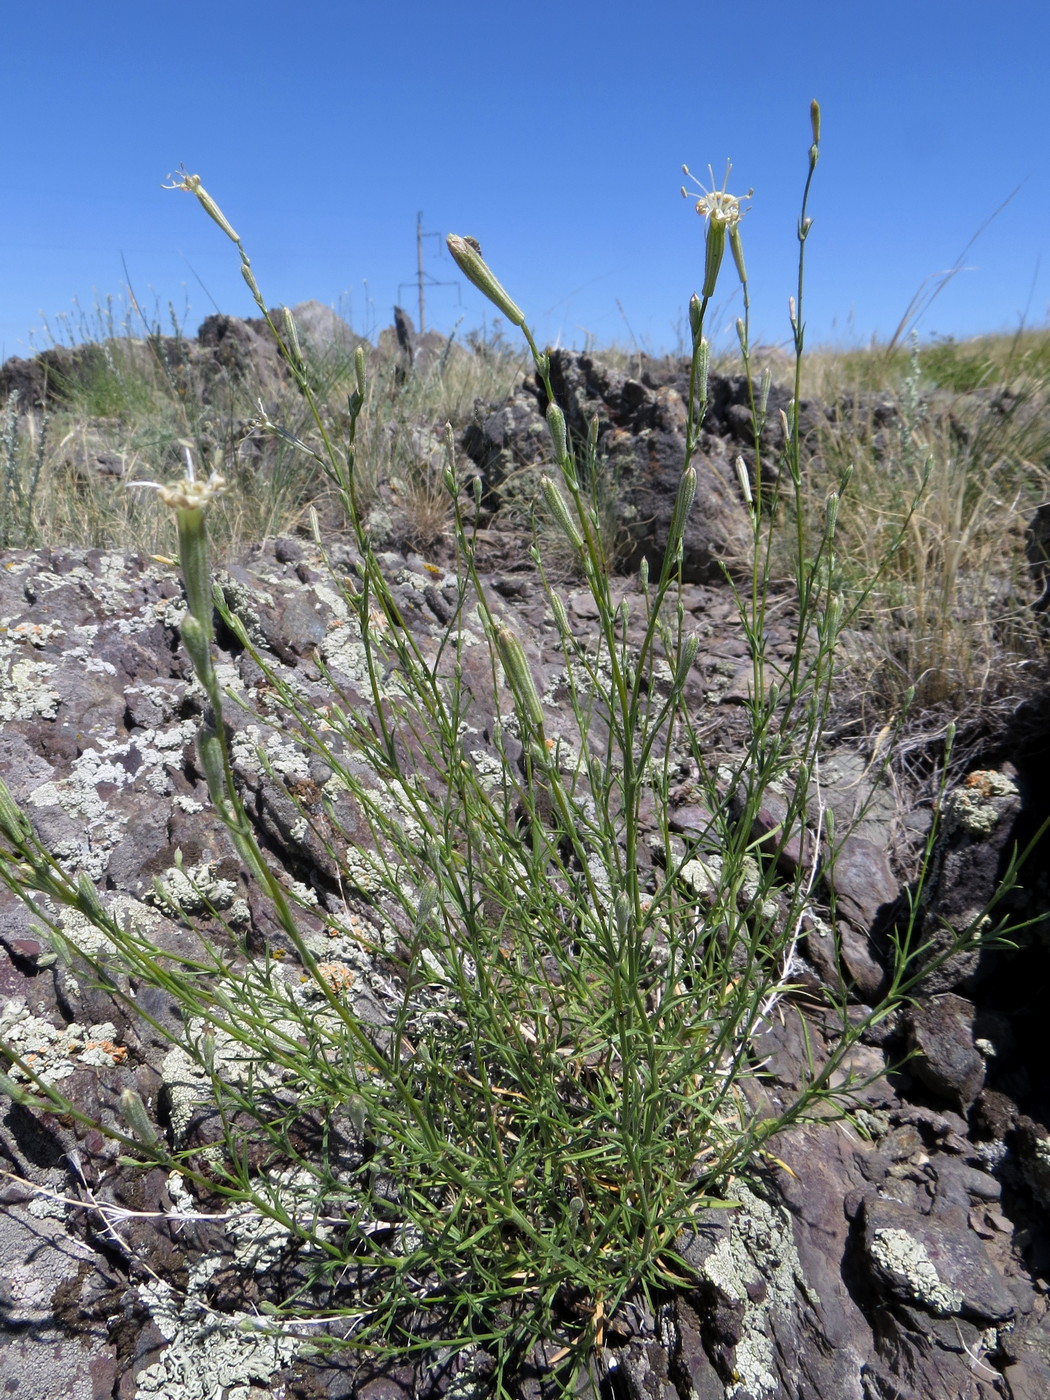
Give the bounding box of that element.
[793,332,1050,734]
[1,313,526,559]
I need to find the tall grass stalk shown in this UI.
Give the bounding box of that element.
[0,118,1024,1391]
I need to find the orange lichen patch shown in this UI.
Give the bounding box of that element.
[963,770,997,799]
[83,1040,128,1065]
[315,961,355,993]
[327,912,369,941]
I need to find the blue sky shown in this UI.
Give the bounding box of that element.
[3,1,1047,360]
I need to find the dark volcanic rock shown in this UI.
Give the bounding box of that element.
[462,350,759,581]
[905,993,986,1114]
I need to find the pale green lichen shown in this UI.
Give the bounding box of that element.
[698,1184,805,1398]
[680,853,724,902]
[0,999,122,1084]
[135,1263,298,1400]
[0,656,60,721]
[147,862,239,917]
[870,1227,963,1316]
[942,771,1019,839]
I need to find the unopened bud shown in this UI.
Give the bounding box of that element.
[735,456,754,507]
[120,1089,163,1151]
[496,626,545,732]
[550,592,571,637]
[673,635,700,690]
[0,776,32,843]
[667,466,697,555]
[180,613,213,676]
[196,725,227,810]
[810,99,821,145]
[695,339,710,398]
[446,235,526,327]
[825,491,839,539]
[355,344,366,398]
[540,476,584,552]
[729,226,747,286]
[689,293,703,346]
[281,306,304,370]
[76,874,104,920]
[614,892,632,942]
[546,404,568,463]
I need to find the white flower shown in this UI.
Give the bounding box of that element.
[130,446,227,512]
[681,161,751,229]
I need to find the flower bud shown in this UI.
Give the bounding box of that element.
[614,891,632,942]
[735,456,754,508]
[729,227,747,287]
[180,613,213,676]
[667,466,697,556]
[550,592,571,638]
[496,625,545,732]
[759,369,772,422]
[824,491,839,540]
[0,776,32,844]
[355,344,366,398]
[673,635,699,690]
[196,724,228,809]
[120,1088,163,1151]
[689,293,703,346]
[810,99,821,145]
[540,476,584,553]
[240,259,261,301]
[546,404,568,463]
[446,235,526,327]
[76,874,104,920]
[281,306,305,372]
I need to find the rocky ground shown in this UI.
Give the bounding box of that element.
[1,338,1049,1399]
